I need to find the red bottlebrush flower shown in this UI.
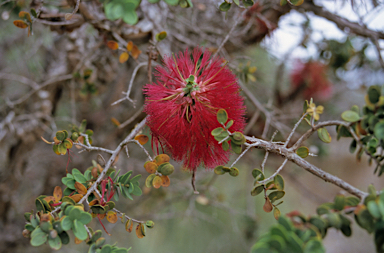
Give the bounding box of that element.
[290,60,333,101]
[144,48,246,171]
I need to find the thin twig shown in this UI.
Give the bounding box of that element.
[36,18,82,26]
[111,62,147,107]
[371,36,384,69]
[244,135,368,199]
[92,189,145,223]
[78,118,148,205]
[260,131,278,173]
[238,80,289,136]
[130,140,153,161]
[230,145,252,167]
[213,9,247,59]
[118,106,144,129]
[0,72,40,89]
[284,112,309,148]
[257,159,288,184]
[4,74,73,109]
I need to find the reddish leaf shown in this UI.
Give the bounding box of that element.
[75,182,87,195]
[135,224,145,238]
[107,41,119,50]
[126,41,133,52]
[13,20,28,29]
[160,175,170,187]
[134,134,149,145]
[144,161,158,174]
[70,194,83,203]
[152,176,162,189]
[111,117,121,126]
[19,11,31,22]
[53,186,62,203]
[131,45,141,60]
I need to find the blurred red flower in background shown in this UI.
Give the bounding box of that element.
[144,48,245,171]
[290,60,333,101]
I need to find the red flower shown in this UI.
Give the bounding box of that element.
[290,60,333,101]
[144,48,245,171]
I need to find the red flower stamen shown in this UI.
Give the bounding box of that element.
[144,47,246,171]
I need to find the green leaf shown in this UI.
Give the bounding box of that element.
[229,167,239,177]
[304,239,325,253]
[222,141,229,151]
[274,174,284,191]
[48,236,62,250]
[219,2,231,12]
[56,131,66,141]
[123,10,138,25]
[130,174,141,184]
[101,244,113,253]
[132,185,142,196]
[145,174,156,187]
[231,141,242,154]
[105,2,123,21]
[243,0,254,7]
[122,186,133,200]
[349,139,357,153]
[334,194,346,211]
[368,85,381,104]
[268,191,285,203]
[225,120,234,129]
[217,109,228,124]
[211,127,224,136]
[268,234,285,250]
[345,196,360,207]
[145,220,155,228]
[214,131,229,142]
[30,8,37,18]
[25,223,35,232]
[52,221,64,234]
[341,110,360,122]
[35,198,45,213]
[374,121,384,140]
[73,219,88,241]
[163,0,179,5]
[40,221,53,233]
[61,216,72,231]
[367,201,382,219]
[355,208,375,233]
[155,31,167,41]
[231,132,245,145]
[326,213,342,229]
[309,217,326,230]
[79,120,87,133]
[59,231,70,244]
[69,207,82,220]
[79,212,92,224]
[252,169,265,181]
[317,128,331,143]
[31,228,48,246]
[214,165,226,175]
[296,146,309,158]
[73,173,87,184]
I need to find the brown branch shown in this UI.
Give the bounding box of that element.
[297,1,384,40]
[4,74,73,108]
[78,117,148,205]
[244,135,368,199]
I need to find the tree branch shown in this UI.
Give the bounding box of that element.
[244,135,368,199]
[297,1,384,40]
